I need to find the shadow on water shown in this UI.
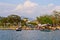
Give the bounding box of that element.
[40,29,60,33]
[40,30,52,32]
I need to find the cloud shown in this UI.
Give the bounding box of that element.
[48,3,54,7]
[16,0,38,8]
[15,1,55,16]
[14,1,60,18]
[0,0,60,18]
[15,1,38,14]
[24,1,38,8]
[54,6,60,11]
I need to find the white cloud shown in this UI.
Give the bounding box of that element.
[15,0,38,14]
[15,4,23,11]
[15,1,60,18]
[48,3,54,7]
[24,1,38,8]
[54,6,60,11]
[15,1,55,16]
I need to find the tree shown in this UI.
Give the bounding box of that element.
[21,18,28,26]
[53,10,60,26]
[7,14,21,26]
[1,17,8,27]
[36,15,53,24]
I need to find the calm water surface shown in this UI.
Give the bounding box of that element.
[0,30,60,40]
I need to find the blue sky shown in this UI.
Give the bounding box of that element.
[0,0,60,18]
[0,0,60,5]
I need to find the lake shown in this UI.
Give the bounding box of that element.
[0,30,60,40]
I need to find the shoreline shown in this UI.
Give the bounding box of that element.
[0,26,60,30]
[0,28,16,30]
[0,28,40,30]
[0,28,59,30]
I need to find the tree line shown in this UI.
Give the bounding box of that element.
[0,10,60,28]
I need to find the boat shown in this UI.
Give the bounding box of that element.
[16,27,22,31]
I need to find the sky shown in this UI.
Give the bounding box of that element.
[0,0,60,18]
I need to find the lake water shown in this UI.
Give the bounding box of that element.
[0,30,60,40]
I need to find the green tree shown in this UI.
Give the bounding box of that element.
[36,15,53,24]
[21,18,28,26]
[7,14,21,26]
[53,10,60,26]
[1,17,8,27]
